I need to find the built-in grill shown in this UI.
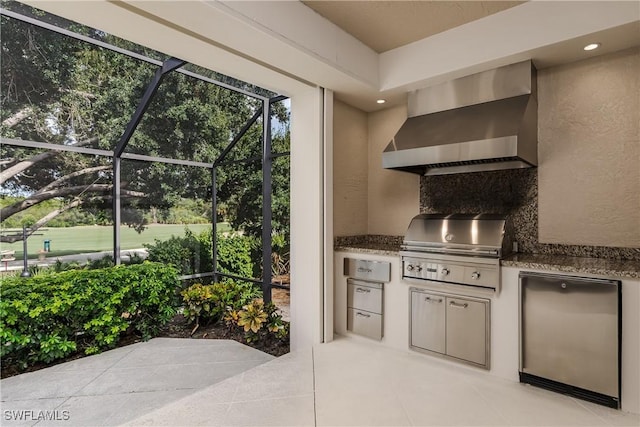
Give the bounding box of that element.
[401,214,513,292]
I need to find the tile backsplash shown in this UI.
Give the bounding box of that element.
[420,168,640,261]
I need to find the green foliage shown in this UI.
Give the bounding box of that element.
[1,11,289,239]
[181,283,216,325]
[144,230,207,276]
[210,232,255,279]
[144,228,254,278]
[227,298,289,343]
[180,281,259,327]
[0,262,179,370]
[49,254,141,273]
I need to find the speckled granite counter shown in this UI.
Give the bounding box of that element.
[335,235,640,280]
[502,253,640,280]
[334,235,402,256]
[334,242,400,256]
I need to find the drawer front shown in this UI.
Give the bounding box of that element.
[446,296,489,367]
[347,281,383,314]
[347,308,383,340]
[344,258,391,282]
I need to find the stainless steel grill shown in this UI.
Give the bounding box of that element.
[401,214,513,291]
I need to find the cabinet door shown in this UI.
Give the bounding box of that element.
[446,297,488,367]
[410,290,446,354]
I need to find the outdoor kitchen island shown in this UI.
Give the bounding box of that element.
[334,236,640,415]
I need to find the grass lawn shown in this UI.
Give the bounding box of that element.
[1,223,230,259]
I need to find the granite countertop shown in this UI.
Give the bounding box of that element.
[501,253,640,280]
[334,235,640,280]
[334,242,401,257]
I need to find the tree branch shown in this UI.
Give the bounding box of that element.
[1,107,33,128]
[0,199,84,243]
[0,136,99,185]
[36,165,111,194]
[0,184,145,220]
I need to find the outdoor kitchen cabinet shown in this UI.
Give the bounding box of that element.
[410,288,490,369]
[411,290,446,354]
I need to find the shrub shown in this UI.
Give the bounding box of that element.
[144,228,254,278]
[0,262,179,370]
[49,254,140,273]
[144,232,201,275]
[181,281,260,327]
[226,298,289,343]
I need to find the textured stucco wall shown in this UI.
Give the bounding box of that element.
[538,47,640,248]
[333,99,369,236]
[367,104,420,236]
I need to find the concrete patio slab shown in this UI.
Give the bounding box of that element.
[124,348,315,427]
[0,338,273,427]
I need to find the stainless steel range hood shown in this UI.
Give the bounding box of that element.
[383,61,538,175]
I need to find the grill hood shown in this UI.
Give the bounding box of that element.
[383,61,538,176]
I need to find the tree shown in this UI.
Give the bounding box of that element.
[0,6,290,261]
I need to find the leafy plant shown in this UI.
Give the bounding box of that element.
[0,262,179,371]
[237,299,268,334]
[228,298,289,343]
[180,281,260,328]
[181,283,215,326]
[144,228,255,278]
[265,302,289,339]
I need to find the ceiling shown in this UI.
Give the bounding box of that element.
[301,0,640,110]
[302,1,525,53]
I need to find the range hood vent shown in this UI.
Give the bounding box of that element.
[383,60,538,176]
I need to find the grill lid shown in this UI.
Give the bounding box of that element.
[403,213,512,258]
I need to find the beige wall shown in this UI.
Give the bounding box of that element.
[538,47,640,247]
[367,104,420,236]
[333,100,369,236]
[333,100,419,237]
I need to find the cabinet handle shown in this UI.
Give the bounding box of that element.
[449,301,469,309]
[356,287,371,293]
[425,296,443,303]
[356,312,371,318]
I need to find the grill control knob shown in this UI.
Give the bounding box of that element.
[407,264,414,271]
[471,271,481,280]
[416,265,423,272]
[441,268,450,276]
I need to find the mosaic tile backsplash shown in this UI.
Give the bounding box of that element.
[420,168,640,261]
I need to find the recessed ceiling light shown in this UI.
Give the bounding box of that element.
[376,99,386,104]
[583,43,601,51]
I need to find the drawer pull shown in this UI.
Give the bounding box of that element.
[356,312,371,318]
[355,287,371,293]
[425,296,443,303]
[449,301,469,309]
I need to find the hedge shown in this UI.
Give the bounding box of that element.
[144,229,254,278]
[0,262,179,369]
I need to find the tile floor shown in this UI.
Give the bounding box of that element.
[2,336,639,426]
[129,336,639,426]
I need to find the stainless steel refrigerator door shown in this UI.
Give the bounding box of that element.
[520,273,619,398]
